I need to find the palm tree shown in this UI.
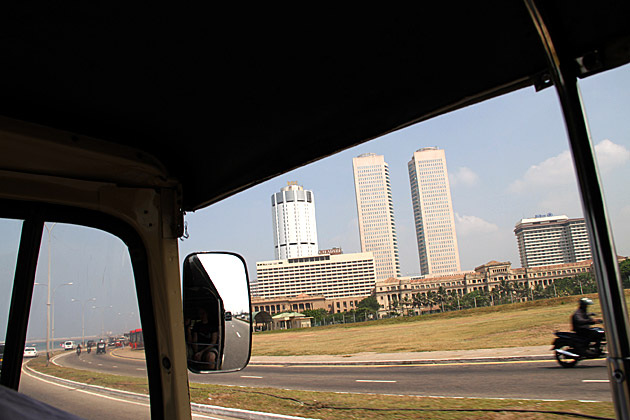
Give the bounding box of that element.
[436,286,448,312]
[425,290,438,313]
[448,290,461,310]
[412,292,423,314]
[514,282,530,302]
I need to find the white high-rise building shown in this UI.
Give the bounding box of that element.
[514,214,592,268]
[352,153,401,281]
[408,147,461,276]
[272,182,318,260]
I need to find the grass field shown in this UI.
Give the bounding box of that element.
[252,294,613,356]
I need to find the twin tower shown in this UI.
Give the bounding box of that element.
[271,148,461,280]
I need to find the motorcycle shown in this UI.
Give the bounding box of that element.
[552,327,606,367]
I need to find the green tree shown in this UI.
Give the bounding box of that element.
[425,290,438,313]
[436,286,448,312]
[619,259,630,288]
[357,295,380,311]
[302,308,328,320]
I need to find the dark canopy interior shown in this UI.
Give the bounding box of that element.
[1,2,629,211]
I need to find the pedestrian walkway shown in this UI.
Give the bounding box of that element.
[112,345,553,366]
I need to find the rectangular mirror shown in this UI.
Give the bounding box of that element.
[182,252,251,373]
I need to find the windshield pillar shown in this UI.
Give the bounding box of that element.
[525,1,630,417]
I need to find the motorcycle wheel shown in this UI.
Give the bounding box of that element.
[555,346,579,368]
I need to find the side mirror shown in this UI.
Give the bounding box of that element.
[182,252,251,373]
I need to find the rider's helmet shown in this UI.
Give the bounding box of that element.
[579,297,593,308]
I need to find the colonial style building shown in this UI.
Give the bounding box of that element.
[375,259,600,317]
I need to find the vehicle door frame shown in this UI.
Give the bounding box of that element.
[0,195,189,420]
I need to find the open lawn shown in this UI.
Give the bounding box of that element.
[252,294,618,356]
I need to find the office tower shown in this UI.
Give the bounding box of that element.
[254,252,376,299]
[352,153,401,281]
[272,182,318,259]
[408,147,461,275]
[514,214,593,268]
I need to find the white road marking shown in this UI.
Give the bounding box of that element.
[136,368,146,371]
[236,332,241,338]
[582,379,609,383]
[22,369,149,408]
[241,375,263,379]
[356,379,397,383]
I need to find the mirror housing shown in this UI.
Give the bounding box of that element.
[182,252,251,373]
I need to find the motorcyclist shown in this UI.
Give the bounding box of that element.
[76,343,82,356]
[572,298,603,351]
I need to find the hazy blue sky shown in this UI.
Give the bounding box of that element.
[180,64,630,280]
[3,64,628,343]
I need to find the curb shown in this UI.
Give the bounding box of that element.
[23,361,316,420]
[247,354,553,366]
[110,347,554,366]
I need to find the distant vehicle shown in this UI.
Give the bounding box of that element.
[23,347,38,358]
[225,311,232,321]
[96,341,106,355]
[63,341,74,351]
[86,340,95,347]
[0,343,4,369]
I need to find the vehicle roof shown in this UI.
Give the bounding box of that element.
[1,3,629,211]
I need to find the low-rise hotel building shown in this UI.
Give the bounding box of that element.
[253,251,376,300]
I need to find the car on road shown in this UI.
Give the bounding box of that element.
[63,341,74,351]
[224,311,232,321]
[23,347,38,358]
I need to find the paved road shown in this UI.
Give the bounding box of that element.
[19,361,249,420]
[56,348,613,402]
[19,364,152,420]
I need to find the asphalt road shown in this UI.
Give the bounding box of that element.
[56,349,613,402]
[221,319,250,370]
[19,365,151,420]
[19,361,246,420]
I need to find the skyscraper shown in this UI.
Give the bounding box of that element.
[352,153,401,281]
[408,147,461,276]
[271,182,318,259]
[514,214,592,268]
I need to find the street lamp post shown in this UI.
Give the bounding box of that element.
[44,222,57,361]
[72,297,96,346]
[51,282,73,349]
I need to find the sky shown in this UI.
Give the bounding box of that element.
[2,64,628,343]
[180,64,630,280]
